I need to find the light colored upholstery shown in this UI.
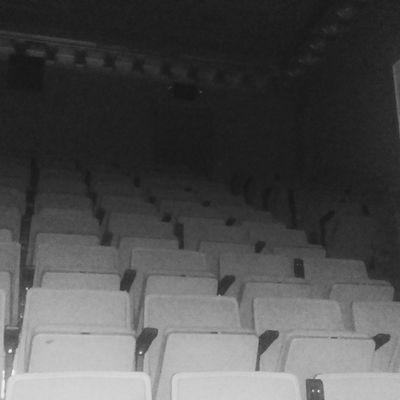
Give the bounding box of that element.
[29,331,135,372]
[254,297,344,371]
[159,200,222,220]
[6,372,151,400]
[33,244,119,286]
[98,195,155,215]
[118,237,179,273]
[0,229,13,242]
[0,290,7,395]
[239,279,312,329]
[183,224,249,250]
[156,331,258,400]
[353,301,400,371]
[27,209,100,265]
[106,213,171,246]
[273,246,326,259]
[143,295,241,382]
[220,253,294,297]
[171,372,302,400]
[329,281,394,329]
[280,331,375,398]
[304,258,368,297]
[198,241,253,273]
[33,233,100,267]
[34,193,92,213]
[41,272,120,290]
[0,206,21,241]
[0,242,21,325]
[130,249,210,316]
[316,373,400,400]
[15,289,132,373]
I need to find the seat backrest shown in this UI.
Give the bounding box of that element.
[130,249,210,315]
[99,195,156,215]
[29,331,136,373]
[143,295,241,382]
[253,297,344,334]
[0,229,12,242]
[330,281,394,329]
[239,280,312,329]
[316,373,400,400]
[171,372,302,400]
[273,246,326,259]
[6,372,151,400]
[28,209,100,265]
[35,193,92,213]
[198,241,253,273]
[220,253,294,297]
[107,213,171,245]
[0,242,21,325]
[243,222,287,244]
[34,244,118,286]
[281,332,375,398]
[17,289,131,373]
[304,258,368,297]
[157,332,258,400]
[0,206,21,241]
[33,233,100,267]
[118,237,179,273]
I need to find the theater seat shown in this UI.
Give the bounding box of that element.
[172,372,302,400]
[5,372,151,400]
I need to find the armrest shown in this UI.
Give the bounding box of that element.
[120,270,137,292]
[135,327,158,371]
[256,330,279,370]
[372,333,391,350]
[217,275,235,295]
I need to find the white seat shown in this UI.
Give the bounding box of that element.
[171,371,302,400]
[353,301,400,371]
[242,222,286,243]
[15,288,132,373]
[220,253,294,297]
[183,224,249,250]
[304,258,369,297]
[239,279,312,329]
[0,290,7,396]
[130,249,210,316]
[0,242,20,325]
[273,245,326,259]
[29,330,136,372]
[27,209,100,265]
[143,295,241,383]
[315,373,400,400]
[37,178,87,195]
[105,213,171,246]
[34,193,92,213]
[0,229,12,242]
[198,241,253,273]
[156,331,258,400]
[98,195,155,215]
[0,206,21,241]
[6,372,151,400]
[118,237,179,273]
[329,281,394,329]
[254,297,344,371]
[159,200,222,220]
[41,272,121,290]
[0,187,25,214]
[33,244,119,287]
[33,233,100,267]
[280,331,374,398]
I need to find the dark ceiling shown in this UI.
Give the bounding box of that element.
[2,0,331,67]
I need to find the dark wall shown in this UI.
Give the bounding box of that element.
[0,60,297,184]
[298,1,400,189]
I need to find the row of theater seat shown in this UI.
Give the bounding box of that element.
[6,370,400,400]
[0,156,394,400]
